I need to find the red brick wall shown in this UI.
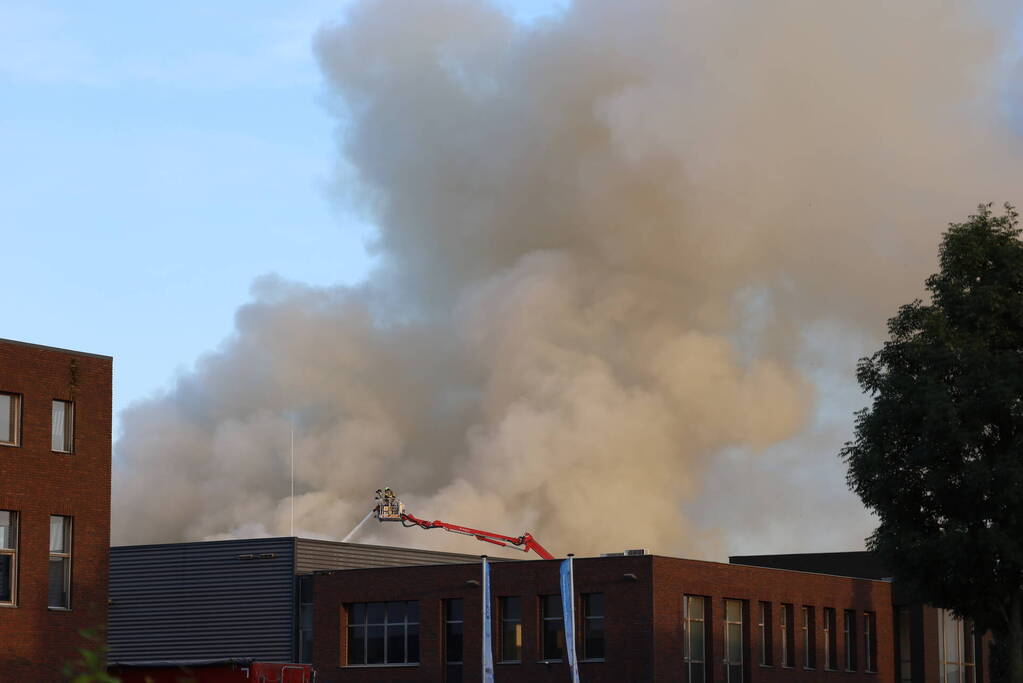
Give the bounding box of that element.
[652,556,894,682]
[313,554,895,683]
[0,339,112,681]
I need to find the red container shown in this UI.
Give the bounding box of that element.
[110,659,313,683]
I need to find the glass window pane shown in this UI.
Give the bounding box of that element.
[407,623,419,663]
[544,594,562,619]
[687,595,704,619]
[585,618,605,659]
[49,516,68,553]
[689,621,705,662]
[0,554,12,603]
[543,619,564,660]
[726,600,742,622]
[348,625,366,665]
[367,602,386,624]
[386,624,406,663]
[502,596,521,620]
[52,400,67,451]
[446,620,463,662]
[585,593,604,618]
[502,621,522,661]
[387,601,406,624]
[446,598,463,622]
[366,625,385,663]
[728,622,742,662]
[0,511,14,550]
[48,557,69,608]
[406,601,419,624]
[0,395,11,443]
[690,662,705,682]
[350,603,366,625]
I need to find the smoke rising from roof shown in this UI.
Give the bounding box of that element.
[113,0,1023,557]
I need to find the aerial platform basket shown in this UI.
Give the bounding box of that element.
[375,487,406,522]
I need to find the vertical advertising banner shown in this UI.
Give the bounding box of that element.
[560,556,581,683]
[482,556,495,683]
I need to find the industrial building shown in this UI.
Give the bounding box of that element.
[108,536,489,666]
[0,338,113,681]
[311,552,900,683]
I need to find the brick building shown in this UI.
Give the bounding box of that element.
[312,553,896,683]
[0,338,112,681]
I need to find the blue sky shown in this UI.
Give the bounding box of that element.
[1,0,566,428]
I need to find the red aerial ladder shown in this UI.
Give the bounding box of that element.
[373,487,555,560]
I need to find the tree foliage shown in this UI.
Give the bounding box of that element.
[842,204,1023,675]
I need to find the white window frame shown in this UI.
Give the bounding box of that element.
[0,511,17,606]
[844,609,857,671]
[781,604,795,668]
[0,393,21,447]
[51,399,74,453]
[802,606,815,669]
[48,515,72,609]
[864,611,877,673]
[758,601,772,666]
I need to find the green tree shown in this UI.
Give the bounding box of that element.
[842,204,1023,682]
[62,630,120,683]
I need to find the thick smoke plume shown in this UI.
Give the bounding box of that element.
[114,0,1023,558]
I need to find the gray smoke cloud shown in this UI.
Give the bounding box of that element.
[113,0,1023,559]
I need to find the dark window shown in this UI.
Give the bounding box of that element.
[0,511,16,605]
[51,400,74,453]
[802,606,816,669]
[582,593,605,660]
[781,604,795,667]
[759,602,773,666]
[684,595,706,682]
[844,609,857,671]
[724,599,744,683]
[297,575,314,663]
[541,594,565,661]
[0,393,21,446]
[347,601,419,665]
[864,611,877,673]
[445,598,463,683]
[48,516,71,609]
[499,596,522,662]
[824,608,838,671]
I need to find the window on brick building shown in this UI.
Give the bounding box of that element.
[541,594,565,661]
[898,607,912,683]
[0,393,21,446]
[759,601,773,666]
[824,607,838,670]
[724,599,744,683]
[0,511,17,605]
[444,598,463,683]
[48,515,72,609]
[683,595,707,682]
[802,606,816,669]
[582,593,605,660]
[346,601,419,665]
[51,400,74,453]
[781,603,795,667]
[499,596,522,662]
[938,609,975,683]
[844,609,857,671]
[864,611,878,673]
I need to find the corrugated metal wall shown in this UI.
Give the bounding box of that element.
[108,537,296,662]
[294,539,487,574]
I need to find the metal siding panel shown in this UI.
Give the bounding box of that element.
[294,538,491,573]
[108,537,296,662]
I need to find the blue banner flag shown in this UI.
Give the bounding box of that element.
[560,557,581,683]
[482,556,495,683]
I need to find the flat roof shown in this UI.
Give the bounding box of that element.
[0,337,112,360]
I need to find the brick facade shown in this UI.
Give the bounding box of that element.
[313,554,895,683]
[0,339,112,681]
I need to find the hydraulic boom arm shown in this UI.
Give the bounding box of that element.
[373,487,555,560]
